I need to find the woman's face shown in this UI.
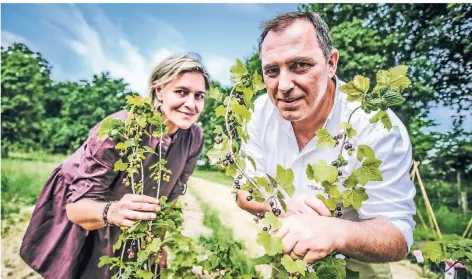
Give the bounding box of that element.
[155,71,206,133]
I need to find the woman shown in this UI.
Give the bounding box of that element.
[20,53,210,279]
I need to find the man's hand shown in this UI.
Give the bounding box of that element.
[236,190,269,216]
[274,214,344,263]
[284,194,331,217]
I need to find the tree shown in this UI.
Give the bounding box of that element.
[1,43,53,156]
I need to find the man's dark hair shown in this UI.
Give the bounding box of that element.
[258,11,333,61]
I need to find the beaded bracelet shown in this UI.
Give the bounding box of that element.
[102,201,114,227]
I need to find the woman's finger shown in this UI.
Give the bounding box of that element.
[125,202,161,212]
[121,209,157,221]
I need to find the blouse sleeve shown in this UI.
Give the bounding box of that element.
[66,115,123,203]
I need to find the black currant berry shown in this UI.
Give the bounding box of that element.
[226,153,231,159]
[336,211,343,217]
[276,209,281,216]
[338,171,343,176]
[223,161,229,167]
[248,188,253,193]
[246,196,253,201]
[269,201,274,207]
[229,159,235,164]
[235,185,241,190]
[263,227,268,231]
[337,134,343,139]
[336,206,342,211]
[234,179,240,185]
[238,174,243,179]
[272,208,278,214]
[336,141,339,145]
[347,144,352,149]
[331,160,338,166]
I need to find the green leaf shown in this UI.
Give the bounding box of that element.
[115,142,127,150]
[382,90,405,107]
[247,155,256,171]
[243,86,255,106]
[339,75,370,102]
[317,256,347,279]
[389,65,408,77]
[231,103,251,123]
[114,159,128,172]
[369,110,392,131]
[145,238,162,253]
[316,128,336,148]
[276,165,295,196]
[262,211,281,230]
[255,176,271,193]
[339,122,352,129]
[306,164,315,180]
[135,269,154,279]
[251,254,273,265]
[209,87,222,101]
[342,187,368,211]
[311,160,338,183]
[206,138,230,165]
[112,234,124,252]
[98,118,123,140]
[98,256,117,268]
[353,158,383,185]
[357,145,375,161]
[215,105,227,118]
[143,146,157,155]
[390,76,411,91]
[137,250,148,264]
[376,70,390,87]
[277,190,288,212]
[337,154,348,167]
[256,231,283,256]
[321,181,340,198]
[281,254,307,276]
[213,125,224,134]
[423,241,445,263]
[343,173,359,189]
[317,194,337,211]
[230,58,248,82]
[252,72,266,91]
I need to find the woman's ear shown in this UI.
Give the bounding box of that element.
[154,86,163,101]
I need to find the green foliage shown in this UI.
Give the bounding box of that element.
[423,238,472,267]
[1,43,52,155]
[0,43,134,156]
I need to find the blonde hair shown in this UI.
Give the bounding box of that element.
[148,52,211,110]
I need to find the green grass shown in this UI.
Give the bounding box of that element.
[192,168,234,186]
[1,154,65,219]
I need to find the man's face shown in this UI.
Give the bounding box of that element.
[260,19,337,122]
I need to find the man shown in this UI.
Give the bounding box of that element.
[236,11,416,276]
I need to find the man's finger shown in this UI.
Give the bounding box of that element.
[281,232,300,255]
[273,220,290,238]
[126,202,160,212]
[305,197,331,217]
[303,251,322,264]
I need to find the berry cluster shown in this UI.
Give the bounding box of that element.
[334,205,343,218]
[219,153,235,167]
[233,174,243,190]
[333,134,343,146]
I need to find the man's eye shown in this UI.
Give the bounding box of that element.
[175,90,186,95]
[196,94,205,100]
[294,62,309,69]
[265,68,279,76]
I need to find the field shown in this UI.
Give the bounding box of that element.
[0,153,450,279]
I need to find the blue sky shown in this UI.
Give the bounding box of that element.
[1,3,469,133]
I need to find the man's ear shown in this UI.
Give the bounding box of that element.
[327,49,339,78]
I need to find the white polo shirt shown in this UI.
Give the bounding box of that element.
[240,77,416,250]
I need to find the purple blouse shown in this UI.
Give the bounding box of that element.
[20,110,204,279]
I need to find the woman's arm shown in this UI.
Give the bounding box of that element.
[66,194,160,230]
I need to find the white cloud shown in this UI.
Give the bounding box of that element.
[202,53,233,87]
[37,4,193,95]
[1,31,36,49]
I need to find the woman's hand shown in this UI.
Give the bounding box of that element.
[107,194,161,227]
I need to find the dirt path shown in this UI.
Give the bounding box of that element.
[2,176,429,279]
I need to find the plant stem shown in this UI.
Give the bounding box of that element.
[339,105,361,158]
